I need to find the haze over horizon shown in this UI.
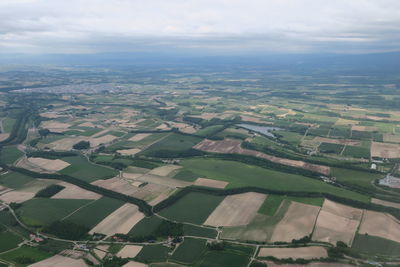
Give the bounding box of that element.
[1,0,400,55]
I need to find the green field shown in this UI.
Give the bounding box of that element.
[129,216,163,237]
[173,169,201,182]
[257,195,284,216]
[331,167,382,190]
[195,244,253,267]
[60,156,118,182]
[142,133,202,155]
[170,238,206,264]
[0,146,23,165]
[0,246,52,267]
[196,125,225,137]
[222,200,291,242]
[2,117,16,133]
[64,197,124,228]
[318,142,344,154]
[0,230,23,253]
[183,224,217,239]
[17,198,91,226]
[258,195,323,216]
[352,234,400,256]
[159,192,224,224]
[135,244,169,262]
[342,145,370,158]
[181,158,370,202]
[0,172,33,189]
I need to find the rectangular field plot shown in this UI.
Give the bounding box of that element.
[181,159,370,203]
[27,254,88,267]
[159,192,224,225]
[170,238,206,264]
[196,243,254,267]
[89,203,145,236]
[135,244,169,263]
[204,192,266,227]
[270,201,320,242]
[258,246,327,259]
[358,210,400,243]
[312,200,363,246]
[60,156,118,182]
[64,197,124,228]
[16,198,91,226]
[371,142,400,158]
[352,234,400,256]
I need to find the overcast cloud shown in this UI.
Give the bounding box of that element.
[1,0,400,54]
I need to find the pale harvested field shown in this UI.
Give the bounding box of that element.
[371,198,400,209]
[258,246,327,259]
[27,157,70,172]
[52,181,101,200]
[27,255,87,267]
[40,121,71,133]
[352,125,379,132]
[240,115,267,124]
[204,192,266,227]
[262,261,352,267]
[94,245,109,259]
[170,122,197,134]
[371,141,400,158]
[91,177,139,196]
[117,148,141,156]
[359,210,400,243]
[270,202,320,242]
[0,133,9,141]
[132,183,173,202]
[91,128,110,138]
[123,261,148,267]
[49,137,87,150]
[335,118,357,126]
[137,174,192,188]
[312,200,363,246]
[89,203,145,236]
[313,137,360,146]
[90,134,117,147]
[77,121,97,128]
[122,172,143,179]
[383,134,400,143]
[148,165,182,176]
[117,245,143,258]
[0,190,35,203]
[194,139,330,175]
[39,112,66,119]
[129,133,151,141]
[194,178,228,189]
[148,191,174,206]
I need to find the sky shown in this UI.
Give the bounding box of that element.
[1,0,400,54]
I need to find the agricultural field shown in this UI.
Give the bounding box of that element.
[0,60,400,265]
[16,198,91,226]
[159,192,224,224]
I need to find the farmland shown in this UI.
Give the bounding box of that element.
[0,57,400,266]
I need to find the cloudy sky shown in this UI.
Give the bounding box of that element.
[1,0,400,54]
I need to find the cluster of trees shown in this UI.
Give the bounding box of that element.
[143,148,204,158]
[101,257,129,267]
[35,184,65,198]
[206,240,224,250]
[114,220,183,242]
[26,151,77,159]
[43,221,89,240]
[73,141,90,150]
